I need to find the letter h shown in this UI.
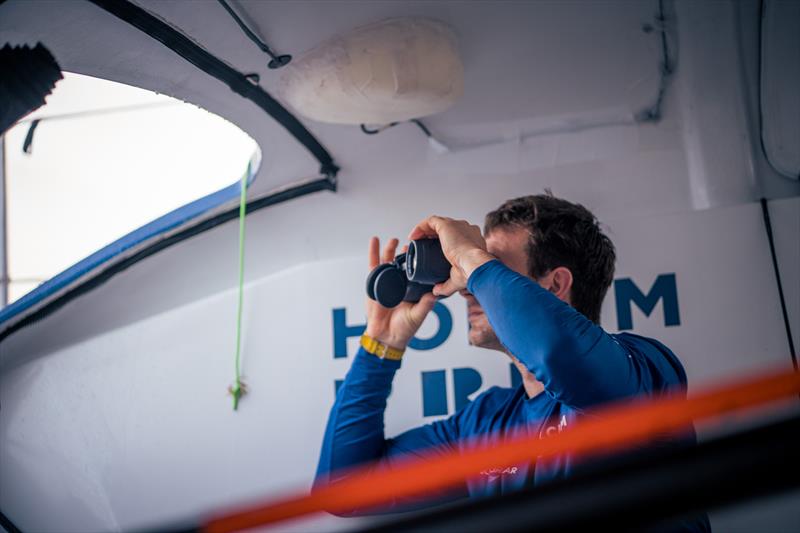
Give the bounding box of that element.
[332,308,365,358]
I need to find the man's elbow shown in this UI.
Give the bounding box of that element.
[325,507,366,518]
[311,469,335,505]
[311,477,372,518]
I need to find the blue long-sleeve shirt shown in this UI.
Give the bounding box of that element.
[316,260,709,530]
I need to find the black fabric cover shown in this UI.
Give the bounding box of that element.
[0,43,63,135]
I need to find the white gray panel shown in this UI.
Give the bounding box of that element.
[761,0,800,179]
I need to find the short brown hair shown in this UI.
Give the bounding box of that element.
[484,193,615,323]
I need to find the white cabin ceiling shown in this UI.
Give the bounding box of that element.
[1,0,665,195]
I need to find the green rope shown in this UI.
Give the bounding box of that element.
[231,163,249,410]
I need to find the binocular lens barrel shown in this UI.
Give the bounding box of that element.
[406,239,451,285]
[366,239,451,307]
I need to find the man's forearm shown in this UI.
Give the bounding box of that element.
[467,260,645,408]
[315,348,399,486]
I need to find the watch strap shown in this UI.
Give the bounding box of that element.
[360,334,405,361]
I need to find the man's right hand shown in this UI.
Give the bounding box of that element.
[364,237,438,351]
[408,216,495,297]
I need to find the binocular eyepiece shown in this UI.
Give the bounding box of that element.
[366,239,451,308]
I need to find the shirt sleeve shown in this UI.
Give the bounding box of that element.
[466,260,682,410]
[314,347,469,514]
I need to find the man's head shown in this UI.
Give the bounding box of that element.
[463,192,616,350]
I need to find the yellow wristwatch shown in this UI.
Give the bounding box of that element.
[360,334,405,361]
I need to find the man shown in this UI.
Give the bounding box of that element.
[315,194,709,531]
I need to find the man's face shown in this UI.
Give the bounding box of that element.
[462,226,531,351]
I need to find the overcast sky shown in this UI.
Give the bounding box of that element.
[4,72,258,303]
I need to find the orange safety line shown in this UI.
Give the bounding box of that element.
[204,366,800,533]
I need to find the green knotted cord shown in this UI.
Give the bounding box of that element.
[232,164,249,410]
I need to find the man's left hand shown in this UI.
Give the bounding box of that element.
[408,216,496,297]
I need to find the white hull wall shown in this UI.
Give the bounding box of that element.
[1,197,797,532]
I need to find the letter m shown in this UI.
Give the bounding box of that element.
[614,273,680,331]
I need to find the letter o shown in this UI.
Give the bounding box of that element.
[408,302,452,350]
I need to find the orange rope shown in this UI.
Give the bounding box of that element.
[205,366,800,533]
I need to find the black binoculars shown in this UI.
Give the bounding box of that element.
[366,239,451,308]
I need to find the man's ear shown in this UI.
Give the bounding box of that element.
[541,267,573,303]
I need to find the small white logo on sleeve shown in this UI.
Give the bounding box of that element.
[480,416,568,481]
[542,415,568,437]
[480,466,519,481]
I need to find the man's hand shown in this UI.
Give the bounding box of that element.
[364,237,438,350]
[408,216,496,297]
